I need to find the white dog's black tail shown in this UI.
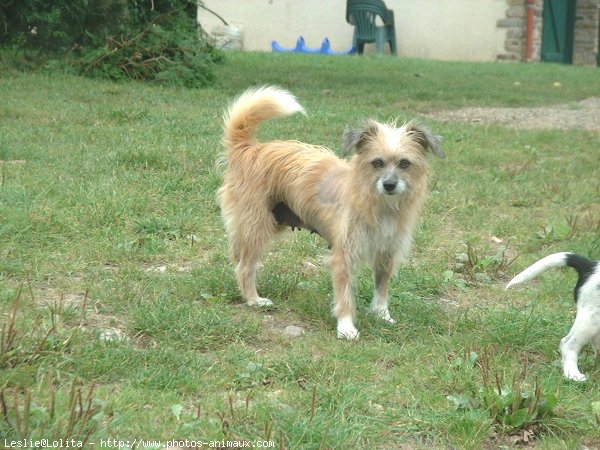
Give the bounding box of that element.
[506,252,598,301]
[222,86,305,153]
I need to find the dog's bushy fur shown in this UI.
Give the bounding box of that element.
[218,86,444,339]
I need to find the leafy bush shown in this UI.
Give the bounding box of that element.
[0,0,126,54]
[70,9,222,87]
[0,0,222,87]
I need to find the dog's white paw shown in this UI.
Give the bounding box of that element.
[371,306,396,324]
[337,327,360,340]
[564,370,587,382]
[247,297,273,307]
[337,316,359,340]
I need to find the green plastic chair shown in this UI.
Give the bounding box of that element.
[346,0,397,55]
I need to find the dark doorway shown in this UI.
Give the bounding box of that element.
[541,0,576,63]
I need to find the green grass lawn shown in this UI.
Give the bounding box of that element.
[1,52,599,449]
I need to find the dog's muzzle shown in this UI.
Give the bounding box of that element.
[378,177,406,195]
[383,182,397,193]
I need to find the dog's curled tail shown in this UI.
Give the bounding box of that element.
[506,252,597,297]
[222,85,305,151]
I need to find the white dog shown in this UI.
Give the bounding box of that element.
[506,252,600,381]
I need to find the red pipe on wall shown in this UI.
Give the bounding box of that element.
[525,0,536,61]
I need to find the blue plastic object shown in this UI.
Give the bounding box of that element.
[271,36,356,55]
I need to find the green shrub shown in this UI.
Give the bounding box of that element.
[0,0,222,87]
[0,0,126,54]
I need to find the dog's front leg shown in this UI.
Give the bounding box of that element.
[371,253,396,324]
[332,248,359,340]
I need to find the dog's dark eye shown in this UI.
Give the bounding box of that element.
[371,158,384,169]
[398,159,411,169]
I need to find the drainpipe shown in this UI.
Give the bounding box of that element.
[525,0,536,61]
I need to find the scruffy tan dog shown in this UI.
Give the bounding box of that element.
[218,86,444,339]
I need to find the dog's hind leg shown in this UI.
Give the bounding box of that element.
[560,310,597,381]
[371,253,396,324]
[230,211,277,307]
[331,248,359,340]
[236,263,273,307]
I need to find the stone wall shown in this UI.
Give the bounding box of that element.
[497,0,527,60]
[573,0,600,65]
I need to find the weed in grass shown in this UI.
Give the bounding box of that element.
[447,349,558,438]
[0,292,21,368]
[0,285,62,370]
[234,362,272,390]
[0,378,107,445]
[448,241,517,286]
[531,214,591,244]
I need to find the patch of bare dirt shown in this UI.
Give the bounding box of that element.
[31,284,157,346]
[427,97,600,132]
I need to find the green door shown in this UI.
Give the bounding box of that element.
[541,0,576,64]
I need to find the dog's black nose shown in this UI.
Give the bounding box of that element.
[383,182,396,192]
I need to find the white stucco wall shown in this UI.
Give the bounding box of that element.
[198,0,507,61]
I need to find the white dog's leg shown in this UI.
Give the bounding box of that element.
[252,297,274,307]
[370,253,396,324]
[560,310,597,382]
[561,341,587,382]
[332,249,359,340]
[371,295,395,323]
[337,315,359,340]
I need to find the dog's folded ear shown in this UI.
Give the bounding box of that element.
[341,120,379,155]
[342,120,445,159]
[406,122,445,159]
